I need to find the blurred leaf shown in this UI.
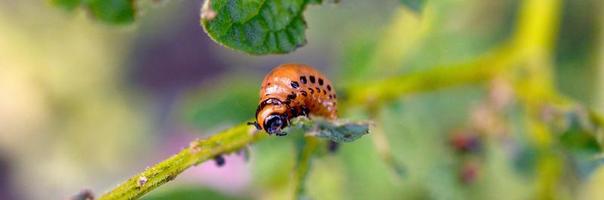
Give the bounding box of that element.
[339,8,423,85]
[50,0,135,24]
[557,111,604,179]
[250,137,296,199]
[560,112,601,154]
[183,79,257,130]
[292,137,320,199]
[513,145,538,176]
[338,35,377,85]
[306,157,345,200]
[560,130,601,154]
[143,186,249,200]
[200,0,322,55]
[554,0,600,103]
[337,135,402,200]
[399,0,425,12]
[51,0,81,10]
[88,0,136,24]
[571,154,604,180]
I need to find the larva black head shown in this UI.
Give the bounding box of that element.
[263,114,287,135]
[255,98,290,136]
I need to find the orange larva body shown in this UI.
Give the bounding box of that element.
[254,63,337,135]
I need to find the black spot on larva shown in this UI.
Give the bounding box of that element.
[300,91,308,96]
[309,88,314,94]
[327,85,331,91]
[267,82,271,85]
[318,78,324,85]
[291,81,299,89]
[309,76,316,83]
[287,93,297,100]
[315,87,320,93]
[290,108,298,116]
[329,95,333,99]
[300,76,307,84]
[323,90,326,95]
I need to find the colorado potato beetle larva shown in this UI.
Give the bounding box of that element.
[250,63,337,135]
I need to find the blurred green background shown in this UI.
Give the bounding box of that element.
[1,0,604,199]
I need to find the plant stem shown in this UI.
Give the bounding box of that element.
[98,123,265,200]
[344,42,518,108]
[97,117,370,200]
[511,0,562,198]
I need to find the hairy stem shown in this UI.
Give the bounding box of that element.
[98,123,265,200]
[98,117,370,199]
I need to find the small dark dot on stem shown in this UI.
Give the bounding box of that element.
[214,155,225,167]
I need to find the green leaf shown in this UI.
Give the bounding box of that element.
[200,0,322,55]
[286,117,370,143]
[399,0,425,12]
[50,0,135,24]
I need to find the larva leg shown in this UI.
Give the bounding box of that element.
[247,121,261,130]
[300,107,310,117]
[327,141,339,153]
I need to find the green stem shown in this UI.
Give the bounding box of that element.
[509,0,562,198]
[98,117,370,200]
[344,42,518,108]
[98,123,265,200]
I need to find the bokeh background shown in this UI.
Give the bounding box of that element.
[1,0,604,199]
